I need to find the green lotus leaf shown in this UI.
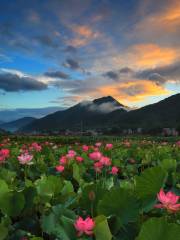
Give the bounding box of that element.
[94,215,112,240]
[136,217,180,240]
[0,191,25,217]
[35,175,63,202]
[98,187,140,226]
[135,166,167,211]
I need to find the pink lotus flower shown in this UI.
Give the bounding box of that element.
[176,141,180,147]
[100,156,111,166]
[110,166,119,175]
[56,165,65,172]
[30,142,42,152]
[66,150,76,159]
[0,148,10,157]
[0,148,10,163]
[18,153,33,165]
[82,145,89,152]
[94,161,103,173]
[89,151,102,161]
[155,189,180,213]
[95,142,102,147]
[76,156,84,163]
[74,216,95,237]
[105,143,113,150]
[59,156,68,165]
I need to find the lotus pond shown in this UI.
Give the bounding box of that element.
[0,136,180,239]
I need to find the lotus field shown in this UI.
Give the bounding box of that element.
[0,136,180,240]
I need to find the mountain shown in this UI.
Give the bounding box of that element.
[22,94,180,133]
[22,96,126,132]
[0,128,7,134]
[0,106,64,122]
[113,93,180,130]
[0,117,36,132]
[0,120,4,124]
[92,96,121,106]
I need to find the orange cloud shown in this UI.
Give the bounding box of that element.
[112,44,177,69]
[129,44,177,68]
[97,80,171,105]
[67,24,100,47]
[72,25,94,38]
[156,0,180,26]
[133,0,180,41]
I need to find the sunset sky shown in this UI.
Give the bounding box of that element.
[0,0,180,113]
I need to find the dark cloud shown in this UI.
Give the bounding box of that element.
[44,71,70,79]
[136,61,180,84]
[64,45,77,53]
[35,35,59,48]
[102,62,180,86]
[0,73,47,92]
[104,71,119,80]
[52,79,82,88]
[148,73,166,85]
[119,67,134,74]
[63,58,80,70]
[119,84,145,96]
[104,68,134,81]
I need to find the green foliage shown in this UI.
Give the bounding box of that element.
[0,136,180,239]
[35,175,63,202]
[135,166,167,211]
[0,223,8,240]
[73,163,85,185]
[0,179,9,198]
[0,168,16,185]
[136,218,180,240]
[0,191,25,217]
[160,158,177,172]
[80,183,107,215]
[0,179,25,217]
[41,204,76,239]
[94,215,112,240]
[98,187,140,226]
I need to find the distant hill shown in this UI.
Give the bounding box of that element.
[22,96,126,132]
[0,106,64,122]
[0,128,7,134]
[113,93,180,130]
[21,93,180,133]
[0,117,36,132]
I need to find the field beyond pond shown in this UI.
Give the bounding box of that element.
[0,135,180,240]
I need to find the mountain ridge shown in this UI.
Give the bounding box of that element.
[0,117,36,132]
[22,96,126,132]
[17,93,180,133]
